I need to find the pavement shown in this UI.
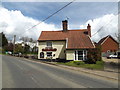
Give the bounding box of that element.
[102,57,119,63]
[40,61,119,81]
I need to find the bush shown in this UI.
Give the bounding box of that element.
[96,61,104,65]
[87,45,102,64]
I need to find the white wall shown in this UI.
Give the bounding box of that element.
[38,41,66,59]
[66,49,87,61]
[66,50,75,60]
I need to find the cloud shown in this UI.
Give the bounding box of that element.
[0,7,59,41]
[80,14,118,42]
[0,6,118,43]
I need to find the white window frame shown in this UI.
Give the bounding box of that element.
[46,41,52,47]
[74,50,87,61]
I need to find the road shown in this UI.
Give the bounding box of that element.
[2,55,118,88]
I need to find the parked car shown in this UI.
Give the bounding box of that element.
[7,51,12,55]
[117,51,120,59]
[107,54,118,59]
[13,52,22,57]
[24,56,29,58]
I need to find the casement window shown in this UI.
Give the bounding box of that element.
[78,51,83,60]
[74,50,87,61]
[46,41,52,47]
[47,52,52,57]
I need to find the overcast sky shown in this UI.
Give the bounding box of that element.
[0,1,118,42]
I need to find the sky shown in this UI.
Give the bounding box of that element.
[0,1,119,42]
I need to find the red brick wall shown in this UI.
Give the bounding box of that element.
[101,37,119,52]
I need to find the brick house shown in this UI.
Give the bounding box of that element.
[38,20,95,61]
[98,35,119,56]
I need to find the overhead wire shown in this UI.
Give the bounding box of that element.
[21,0,75,36]
[91,2,118,38]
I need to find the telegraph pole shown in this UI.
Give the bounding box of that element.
[13,35,16,55]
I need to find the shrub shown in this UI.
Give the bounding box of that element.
[87,45,102,64]
[96,61,104,65]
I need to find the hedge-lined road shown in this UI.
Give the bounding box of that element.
[2,55,118,88]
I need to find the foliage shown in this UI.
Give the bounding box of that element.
[24,44,30,54]
[86,45,102,64]
[32,46,38,54]
[96,61,104,65]
[13,43,38,54]
[0,32,8,53]
[14,44,24,53]
[70,61,85,65]
[58,60,104,70]
[4,43,14,52]
[19,37,37,54]
[0,32,8,47]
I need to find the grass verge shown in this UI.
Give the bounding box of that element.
[57,61,104,70]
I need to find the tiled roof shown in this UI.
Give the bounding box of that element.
[98,35,118,45]
[38,29,95,49]
[98,36,108,45]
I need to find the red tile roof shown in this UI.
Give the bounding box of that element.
[38,29,95,49]
[98,35,118,45]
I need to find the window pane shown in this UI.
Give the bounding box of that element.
[78,56,83,60]
[78,51,83,55]
[47,41,52,47]
[78,51,83,60]
[47,52,52,57]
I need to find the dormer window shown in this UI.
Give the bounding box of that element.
[47,41,52,47]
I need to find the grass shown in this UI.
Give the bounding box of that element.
[57,61,104,70]
[0,53,6,55]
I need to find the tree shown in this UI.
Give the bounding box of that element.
[0,32,8,53]
[0,32,8,47]
[4,43,14,52]
[86,45,102,64]
[24,44,30,54]
[29,38,33,42]
[14,44,24,53]
[32,46,38,54]
[19,37,37,54]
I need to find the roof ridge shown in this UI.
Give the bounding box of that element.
[98,35,118,45]
[41,29,87,32]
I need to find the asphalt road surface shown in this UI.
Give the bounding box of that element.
[2,55,118,88]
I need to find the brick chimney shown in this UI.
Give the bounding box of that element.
[62,20,68,32]
[87,24,91,37]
